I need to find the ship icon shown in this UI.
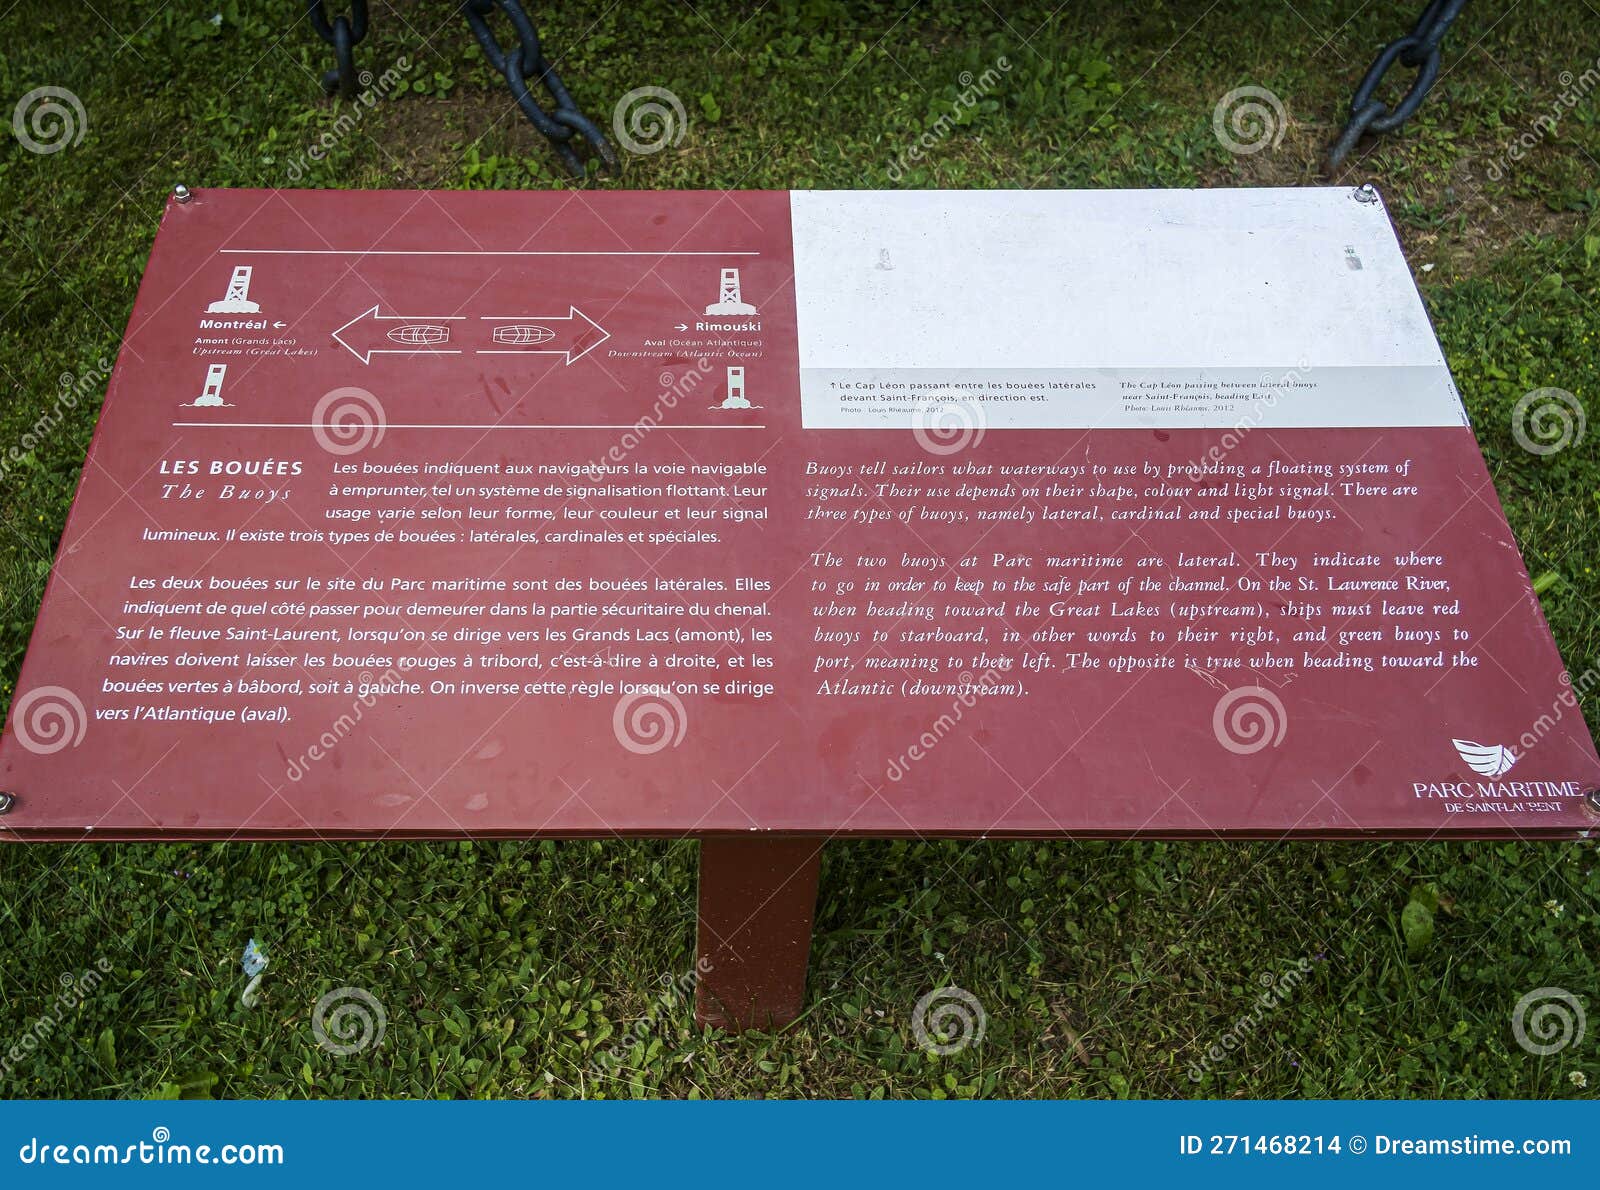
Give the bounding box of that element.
[387,324,451,346]
[491,325,557,346]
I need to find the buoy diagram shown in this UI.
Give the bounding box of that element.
[712,365,760,410]
[207,266,261,314]
[705,267,758,316]
[183,363,233,408]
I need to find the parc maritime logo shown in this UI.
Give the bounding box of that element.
[1409,737,1588,809]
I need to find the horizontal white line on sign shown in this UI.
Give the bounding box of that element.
[217,249,760,256]
[171,422,767,430]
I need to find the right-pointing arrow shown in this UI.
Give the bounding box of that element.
[476,306,610,365]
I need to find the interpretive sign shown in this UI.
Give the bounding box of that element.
[3,187,1597,840]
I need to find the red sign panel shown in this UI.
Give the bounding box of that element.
[2,187,1596,839]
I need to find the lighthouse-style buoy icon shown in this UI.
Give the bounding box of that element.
[704,267,757,316]
[714,365,755,410]
[207,265,260,314]
[192,363,229,407]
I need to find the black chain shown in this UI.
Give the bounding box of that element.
[300,1,617,177]
[306,0,369,99]
[459,0,619,177]
[1327,0,1468,169]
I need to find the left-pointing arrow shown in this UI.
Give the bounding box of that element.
[331,306,466,365]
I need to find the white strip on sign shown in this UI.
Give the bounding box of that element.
[789,188,1467,430]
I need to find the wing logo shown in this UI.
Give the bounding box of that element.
[1451,738,1518,778]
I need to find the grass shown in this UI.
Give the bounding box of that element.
[1,0,1598,1099]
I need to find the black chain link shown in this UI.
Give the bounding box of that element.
[302,1,616,177]
[459,0,619,176]
[1327,0,1468,169]
[306,0,369,99]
